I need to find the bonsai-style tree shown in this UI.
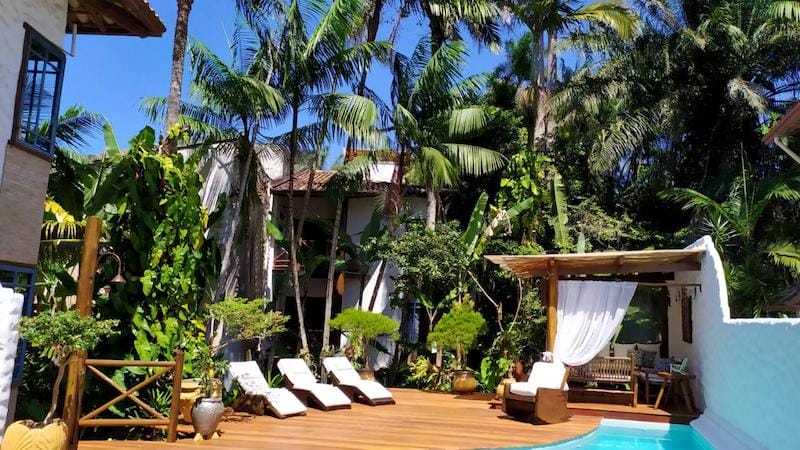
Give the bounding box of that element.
[329,309,399,368]
[201,297,288,396]
[19,310,117,425]
[427,299,487,370]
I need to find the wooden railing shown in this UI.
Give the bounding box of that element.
[65,350,184,446]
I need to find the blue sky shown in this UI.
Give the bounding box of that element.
[59,0,519,167]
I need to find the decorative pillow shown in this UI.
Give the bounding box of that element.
[654,357,673,372]
[627,349,643,367]
[641,350,657,369]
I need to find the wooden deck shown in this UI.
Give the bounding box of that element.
[79,389,601,449]
[78,388,697,449]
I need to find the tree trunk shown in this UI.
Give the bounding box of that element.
[425,188,437,229]
[163,0,194,154]
[322,199,343,351]
[366,259,387,312]
[214,143,253,301]
[288,103,309,352]
[44,361,66,424]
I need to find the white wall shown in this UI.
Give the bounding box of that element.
[0,0,67,185]
[674,237,800,450]
[0,286,24,442]
[339,195,426,368]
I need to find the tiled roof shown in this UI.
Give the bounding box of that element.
[271,170,426,196]
[272,170,338,192]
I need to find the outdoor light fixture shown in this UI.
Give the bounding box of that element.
[98,248,126,285]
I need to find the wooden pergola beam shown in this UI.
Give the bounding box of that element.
[546,260,558,353]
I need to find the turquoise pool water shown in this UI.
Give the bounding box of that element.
[496,419,716,450]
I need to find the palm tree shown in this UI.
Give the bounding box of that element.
[240,0,390,352]
[143,33,285,304]
[499,0,639,152]
[164,0,194,154]
[391,38,506,228]
[662,168,800,316]
[410,0,502,52]
[550,0,800,180]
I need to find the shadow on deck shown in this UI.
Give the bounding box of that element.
[78,388,695,449]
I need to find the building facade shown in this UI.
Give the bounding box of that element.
[0,0,164,424]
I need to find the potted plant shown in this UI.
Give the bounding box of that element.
[189,297,288,440]
[329,308,399,379]
[3,311,116,450]
[427,300,487,394]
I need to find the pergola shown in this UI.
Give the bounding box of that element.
[485,248,704,352]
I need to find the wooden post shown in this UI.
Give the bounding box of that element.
[167,350,185,443]
[546,260,559,353]
[76,216,102,316]
[64,216,102,447]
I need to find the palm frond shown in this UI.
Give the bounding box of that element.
[767,241,800,274]
[440,143,506,176]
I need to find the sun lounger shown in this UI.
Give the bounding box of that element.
[276,358,352,411]
[502,360,571,424]
[227,361,307,418]
[322,357,395,406]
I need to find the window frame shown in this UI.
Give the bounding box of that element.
[0,263,36,384]
[10,23,66,160]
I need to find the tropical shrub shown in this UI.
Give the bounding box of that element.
[19,311,117,424]
[91,127,217,372]
[329,308,399,367]
[427,300,488,370]
[208,297,289,344]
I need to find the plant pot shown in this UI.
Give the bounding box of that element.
[495,377,516,399]
[453,370,477,394]
[2,420,67,450]
[191,397,224,439]
[357,368,375,381]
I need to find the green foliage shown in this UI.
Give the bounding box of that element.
[408,355,452,392]
[329,308,399,365]
[20,310,118,366]
[374,220,471,329]
[209,297,289,342]
[476,356,512,393]
[92,127,216,373]
[427,300,488,369]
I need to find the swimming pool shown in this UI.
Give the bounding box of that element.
[494,419,716,449]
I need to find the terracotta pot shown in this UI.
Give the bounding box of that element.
[2,420,67,450]
[191,397,224,439]
[453,370,478,394]
[357,368,375,381]
[495,377,516,399]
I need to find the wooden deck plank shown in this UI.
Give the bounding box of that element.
[79,389,601,449]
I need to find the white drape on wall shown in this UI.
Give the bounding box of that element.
[553,280,637,366]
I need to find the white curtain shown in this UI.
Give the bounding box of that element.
[553,280,637,366]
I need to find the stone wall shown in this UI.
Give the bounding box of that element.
[672,237,800,450]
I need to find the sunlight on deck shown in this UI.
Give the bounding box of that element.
[78,388,602,449]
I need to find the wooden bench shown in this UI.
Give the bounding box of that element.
[568,356,637,407]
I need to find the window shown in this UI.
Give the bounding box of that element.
[11,24,65,157]
[0,264,36,384]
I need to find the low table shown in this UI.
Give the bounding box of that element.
[653,371,697,413]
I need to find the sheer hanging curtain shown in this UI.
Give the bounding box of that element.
[553,280,637,366]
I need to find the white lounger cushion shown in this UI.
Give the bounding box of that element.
[509,361,569,398]
[277,358,351,408]
[277,358,319,387]
[227,361,307,417]
[323,357,393,401]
